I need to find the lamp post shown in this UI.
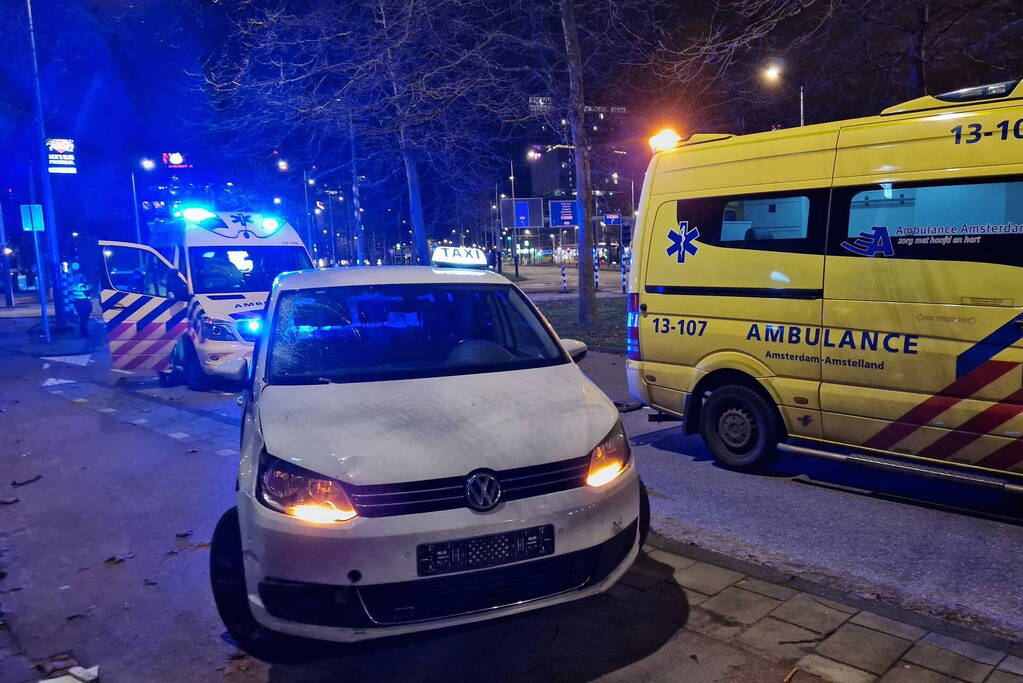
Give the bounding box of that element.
[131,159,155,245]
[764,65,804,127]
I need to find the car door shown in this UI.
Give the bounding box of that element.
[821,176,1023,474]
[99,240,189,372]
[641,188,829,439]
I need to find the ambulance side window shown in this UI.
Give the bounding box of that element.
[103,246,177,297]
[830,177,1023,265]
[677,189,826,254]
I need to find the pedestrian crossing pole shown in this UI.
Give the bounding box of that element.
[621,259,627,294]
[561,263,568,293]
[593,249,599,291]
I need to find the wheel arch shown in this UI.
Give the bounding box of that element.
[683,355,785,436]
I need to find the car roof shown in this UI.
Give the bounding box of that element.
[274,266,509,291]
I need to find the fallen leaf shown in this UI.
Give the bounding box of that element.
[11,474,41,487]
[192,541,211,549]
[34,653,78,675]
[66,613,86,621]
[689,654,698,663]
[166,549,179,555]
[176,530,194,538]
[143,579,158,586]
[185,448,198,454]
[0,498,19,505]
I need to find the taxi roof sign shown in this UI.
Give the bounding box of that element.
[432,246,488,269]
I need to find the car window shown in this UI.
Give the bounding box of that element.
[188,246,310,293]
[267,284,566,384]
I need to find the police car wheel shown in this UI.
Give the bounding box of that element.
[184,343,210,391]
[210,508,327,665]
[700,385,781,471]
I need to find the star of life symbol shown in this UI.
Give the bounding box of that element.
[229,213,253,227]
[666,221,700,264]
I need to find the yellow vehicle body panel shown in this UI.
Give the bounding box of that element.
[629,82,1023,478]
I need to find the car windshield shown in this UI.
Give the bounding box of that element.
[188,246,310,293]
[267,283,567,384]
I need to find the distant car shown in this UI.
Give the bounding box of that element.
[211,250,649,661]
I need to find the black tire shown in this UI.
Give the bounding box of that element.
[210,508,324,665]
[184,342,210,391]
[699,384,782,471]
[638,479,651,547]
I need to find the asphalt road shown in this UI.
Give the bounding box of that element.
[578,352,1023,640]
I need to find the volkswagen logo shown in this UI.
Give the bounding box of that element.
[465,472,502,512]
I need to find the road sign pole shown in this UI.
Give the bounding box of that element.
[561,263,567,293]
[0,203,12,308]
[30,217,50,343]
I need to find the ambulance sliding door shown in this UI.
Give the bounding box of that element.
[821,176,1023,475]
[100,241,189,372]
[641,189,829,439]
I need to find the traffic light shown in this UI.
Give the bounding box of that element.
[621,224,632,246]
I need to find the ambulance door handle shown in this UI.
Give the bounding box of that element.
[1013,316,1023,328]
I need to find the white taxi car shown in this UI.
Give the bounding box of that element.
[210,251,648,661]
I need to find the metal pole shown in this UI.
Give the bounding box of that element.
[27,166,50,342]
[0,203,13,308]
[800,85,805,127]
[26,0,66,326]
[130,171,142,244]
[510,160,519,278]
[302,170,314,258]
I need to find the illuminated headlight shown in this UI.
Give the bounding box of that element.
[258,454,357,523]
[236,317,263,342]
[586,419,631,487]
[200,316,238,342]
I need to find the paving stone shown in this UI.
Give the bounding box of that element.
[1000,656,1023,676]
[647,548,697,570]
[903,643,993,683]
[849,611,927,642]
[686,606,745,641]
[672,561,744,596]
[736,576,798,602]
[795,654,875,683]
[988,671,1023,683]
[684,588,711,607]
[700,586,781,626]
[816,623,913,675]
[919,632,1003,666]
[772,593,853,634]
[167,431,191,440]
[619,553,675,589]
[810,594,859,615]
[216,448,239,456]
[737,617,819,663]
[879,662,959,683]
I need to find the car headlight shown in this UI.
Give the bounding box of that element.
[201,316,238,342]
[235,317,263,342]
[258,454,357,523]
[586,419,631,487]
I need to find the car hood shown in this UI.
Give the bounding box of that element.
[257,363,619,485]
[193,292,267,322]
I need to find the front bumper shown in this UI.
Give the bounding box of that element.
[195,340,253,377]
[237,465,640,642]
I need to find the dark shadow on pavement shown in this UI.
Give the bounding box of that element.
[264,553,688,683]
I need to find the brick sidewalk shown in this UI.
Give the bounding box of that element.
[623,534,1022,683]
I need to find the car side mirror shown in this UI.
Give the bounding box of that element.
[562,338,587,362]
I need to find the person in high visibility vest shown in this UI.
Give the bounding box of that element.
[69,261,92,337]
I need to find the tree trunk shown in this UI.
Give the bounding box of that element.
[348,115,366,265]
[399,132,430,264]
[909,1,930,95]
[560,0,597,325]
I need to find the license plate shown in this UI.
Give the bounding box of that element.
[416,525,555,577]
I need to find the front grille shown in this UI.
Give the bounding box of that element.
[347,455,590,518]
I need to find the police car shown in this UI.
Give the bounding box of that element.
[210,247,648,660]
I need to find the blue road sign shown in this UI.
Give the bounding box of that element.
[604,213,622,226]
[500,198,543,229]
[549,200,580,227]
[20,204,44,232]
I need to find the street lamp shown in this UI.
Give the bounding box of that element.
[763,64,804,127]
[131,158,155,244]
[277,159,289,171]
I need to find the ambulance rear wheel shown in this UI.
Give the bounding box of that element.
[700,384,781,471]
[184,342,210,391]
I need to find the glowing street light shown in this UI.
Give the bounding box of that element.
[764,66,781,81]
[140,158,156,171]
[273,197,282,204]
[277,159,290,171]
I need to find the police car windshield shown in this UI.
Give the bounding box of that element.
[267,284,567,384]
[189,246,310,294]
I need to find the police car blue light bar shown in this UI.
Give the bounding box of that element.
[431,246,488,269]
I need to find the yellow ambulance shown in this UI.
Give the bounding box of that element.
[627,79,1023,489]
